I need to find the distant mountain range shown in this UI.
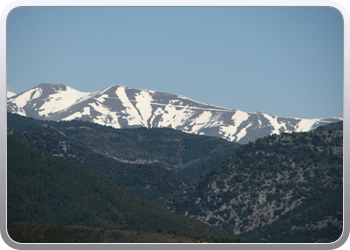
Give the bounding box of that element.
[7,83,342,144]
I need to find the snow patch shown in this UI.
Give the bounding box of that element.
[7,84,343,144]
[295,119,320,132]
[88,102,121,129]
[37,86,91,116]
[219,125,238,141]
[64,106,92,121]
[236,123,253,142]
[95,94,109,103]
[187,111,213,132]
[115,86,144,126]
[262,113,285,135]
[31,88,43,99]
[231,110,249,127]
[134,90,154,126]
[12,89,37,111]
[7,91,16,98]
[158,105,195,129]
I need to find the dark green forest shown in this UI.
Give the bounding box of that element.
[164,129,343,243]
[9,126,188,203]
[7,134,237,241]
[8,112,240,182]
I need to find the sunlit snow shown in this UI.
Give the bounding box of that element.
[88,102,121,129]
[295,119,321,132]
[31,88,43,99]
[64,106,92,121]
[158,105,195,129]
[115,86,145,126]
[219,125,238,141]
[231,110,249,127]
[7,84,343,143]
[134,90,154,126]
[236,123,253,141]
[37,86,91,116]
[7,91,16,98]
[262,113,286,135]
[12,89,38,113]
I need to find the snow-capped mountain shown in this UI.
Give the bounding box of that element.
[7,91,16,98]
[7,83,342,144]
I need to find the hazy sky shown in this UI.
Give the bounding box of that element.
[7,7,343,119]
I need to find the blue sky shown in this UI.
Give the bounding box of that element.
[7,7,343,119]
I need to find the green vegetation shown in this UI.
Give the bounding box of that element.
[10,126,187,203]
[8,112,240,182]
[239,188,343,243]
[164,128,343,243]
[7,134,235,240]
[8,221,247,243]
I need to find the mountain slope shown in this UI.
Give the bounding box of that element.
[163,129,343,243]
[8,221,247,243]
[7,134,235,240]
[8,112,240,182]
[9,126,189,203]
[314,121,343,131]
[7,83,342,144]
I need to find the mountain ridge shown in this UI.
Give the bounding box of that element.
[7,83,342,143]
[162,128,343,243]
[7,112,240,183]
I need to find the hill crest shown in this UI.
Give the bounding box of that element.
[7,83,342,143]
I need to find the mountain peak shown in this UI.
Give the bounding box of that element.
[7,91,16,98]
[36,83,67,91]
[7,84,343,143]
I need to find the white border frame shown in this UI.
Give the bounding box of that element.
[1,1,349,250]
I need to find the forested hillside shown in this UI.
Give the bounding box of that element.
[7,112,343,243]
[9,126,188,203]
[164,128,343,243]
[8,112,240,181]
[7,134,238,241]
[8,221,246,243]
